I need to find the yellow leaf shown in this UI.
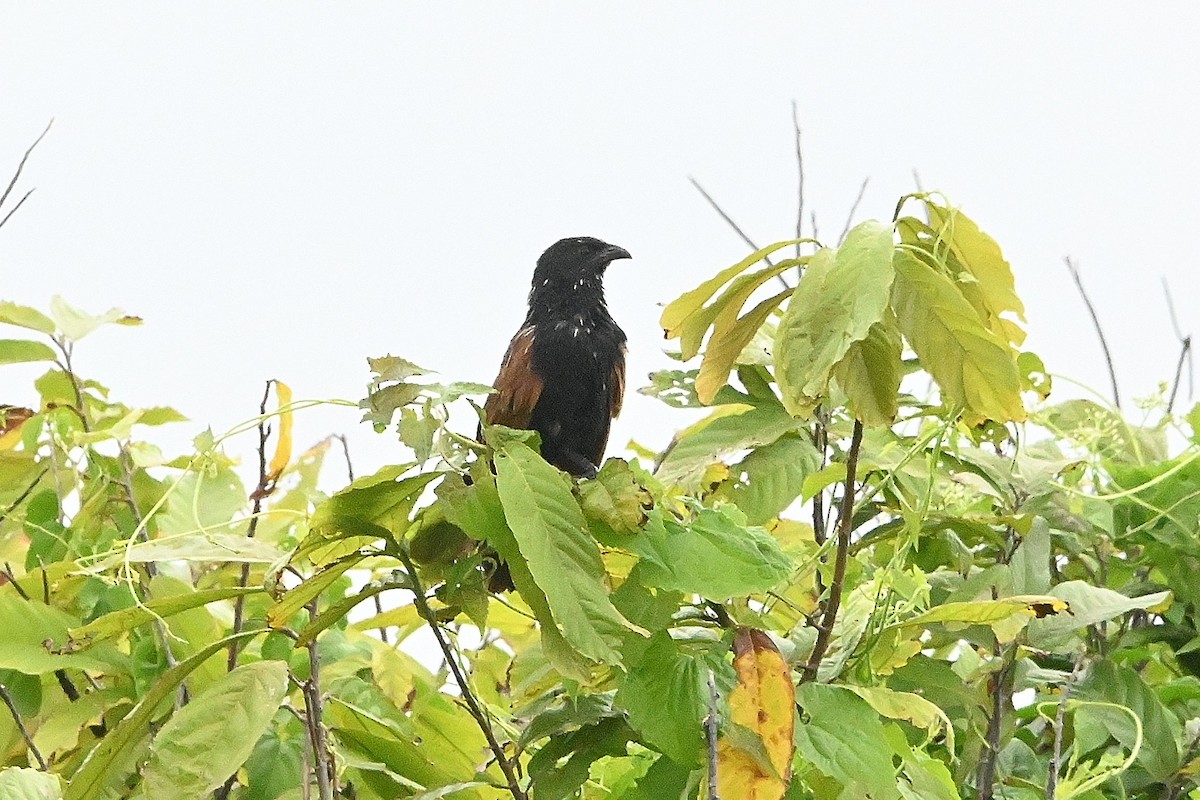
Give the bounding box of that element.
[266,381,294,483]
[717,628,795,800]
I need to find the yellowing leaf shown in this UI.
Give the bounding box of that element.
[0,406,34,451]
[846,685,955,753]
[696,288,791,404]
[925,201,1026,341]
[661,239,803,339]
[891,250,1025,424]
[717,628,794,800]
[266,380,294,485]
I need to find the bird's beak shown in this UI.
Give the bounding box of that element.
[603,244,632,263]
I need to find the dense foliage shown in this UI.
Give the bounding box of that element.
[2,192,1200,800]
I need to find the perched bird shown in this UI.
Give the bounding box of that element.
[482,236,631,479]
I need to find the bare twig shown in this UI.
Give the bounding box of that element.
[688,176,791,291]
[791,101,805,261]
[0,682,47,769]
[912,169,925,192]
[706,670,721,799]
[1163,278,1193,413]
[837,177,870,245]
[334,433,354,482]
[801,420,864,682]
[228,381,274,672]
[0,119,52,230]
[1048,655,1089,800]
[302,599,335,800]
[1064,257,1121,409]
[398,549,528,800]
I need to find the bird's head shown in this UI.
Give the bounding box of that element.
[529,236,631,314]
[534,237,631,284]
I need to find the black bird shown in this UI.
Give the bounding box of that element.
[482,236,631,479]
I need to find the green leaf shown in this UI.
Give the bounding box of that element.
[0,301,55,334]
[137,406,189,426]
[0,339,57,366]
[629,506,792,597]
[66,629,265,800]
[1027,582,1171,650]
[69,586,264,647]
[0,768,63,800]
[1076,661,1181,781]
[139,662,289,799]
[578,458,653,535]
[87,533,287,568]
[832,312,903,426]
[368,355,432,382]
[774,221,896,417]
[891,249,1025,424]
[1009,519,1051,595]
[528,716,632,800]
[716,434,821,525]
[615,632,708,766]
[49,296,139,342]
[656,401,797,488]
[0,594,121,675]
[267,555,367,629]
[309,465,437,543]
[157,467,248,538]
[495,442,641,666]
[794,683,899,799]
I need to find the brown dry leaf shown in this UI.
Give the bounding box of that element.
[717,627,795,799]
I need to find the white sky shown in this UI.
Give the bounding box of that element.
[3,5,1200,479]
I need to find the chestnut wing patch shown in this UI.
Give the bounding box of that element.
[609,343,627,419]
[484,326,542,429]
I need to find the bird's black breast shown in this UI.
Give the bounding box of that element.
[527,312,626,476]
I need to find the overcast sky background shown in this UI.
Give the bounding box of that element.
[3,5,1200,480]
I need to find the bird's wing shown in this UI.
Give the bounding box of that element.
[484,325,543,429]
[609,343,627,419]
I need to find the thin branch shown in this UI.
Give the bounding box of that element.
[837,177,870,245]
[706,670,721,799]
[0,119,52,229]
[228,381,275,672]
[810,211,819,243]
[0,682,47,769]
[0,119,52,210]
[1163,278,1193,413]
[976,647,1015,800]
[801,420,864,682]
[791,101,805,260]
[0,190,35,231]
[8,559,85,704]
[0,468,47,529]
[688,176,791,291]
[912,169,924,192]
[1168,337,1192,415]
[334,433,354,482]
[398,549,528,800]
[302,599,335,800]
[1064,257,1121,409]
[1048,655,1089,800]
